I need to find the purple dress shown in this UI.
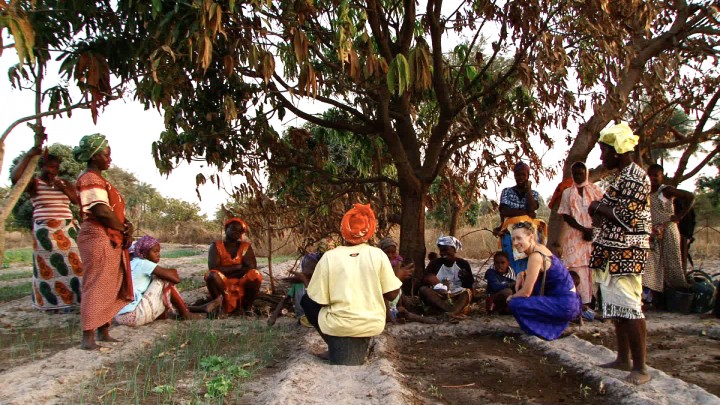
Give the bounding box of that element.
[508,253,581,340]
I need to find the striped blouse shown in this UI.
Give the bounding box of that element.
[30,179,73,220]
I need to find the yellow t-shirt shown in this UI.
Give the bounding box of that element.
[306,243,402,337]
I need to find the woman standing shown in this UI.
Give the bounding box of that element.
[507,222,581,340]
[74,134,134,350]
[588,122,652,385]
[642,164,695,301]
[558,161,604,307]
[11,147,81,311]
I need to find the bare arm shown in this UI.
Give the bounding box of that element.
[10,146,41,185]
[152,265,181,284]
[208,242,255,278]
[53,178,79,205]
[562,214,593,240]
[662,186,695,222]
[383,289,400,302]
[89,204,124,232]
[510,254,542,298]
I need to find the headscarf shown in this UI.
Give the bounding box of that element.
[129,235,159,259]
[378,237,398,251]
[513,161,530,173]
[340,203,377,245]
[436,235,463,251]
[224,217,249,233]
[598,122,638,154]
[571,161,589,187]
[73,133,108,162]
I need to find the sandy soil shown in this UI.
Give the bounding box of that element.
[0,250,719,404]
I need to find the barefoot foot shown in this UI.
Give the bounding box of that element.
[626,370,651,385]
[205,296,223,313]
[599,360,632,371]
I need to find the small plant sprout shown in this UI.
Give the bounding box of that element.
[503,336,515,344]
[516,344,527,353]
[557,367,567,378]
[579,384,592,398]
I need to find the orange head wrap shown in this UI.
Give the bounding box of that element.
[224,217,249,234]
[340,203,377,245]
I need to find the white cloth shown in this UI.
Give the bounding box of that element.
[436,262,465,294]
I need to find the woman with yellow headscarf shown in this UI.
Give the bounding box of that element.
[588,122,652,385]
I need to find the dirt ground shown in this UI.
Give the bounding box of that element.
[577,320,720,397]
[396,333,606,404]
[0,249,719,404]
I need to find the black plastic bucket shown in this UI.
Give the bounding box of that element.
[327,336,371,365]
[666,289,694,314]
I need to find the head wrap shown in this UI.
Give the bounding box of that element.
[340,203,377,245]
[224,217,249,233]
[513,161,530,172]
[548,177,574,210]
[73,133,108,162]
[436,235,463,251]
[129,235,159,259]
[378,237,398,251]
[598,122,638,154]
[571,161,589,187]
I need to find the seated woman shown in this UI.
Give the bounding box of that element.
[507,222,581,340]
[206,217,263,316]
[419,236,474,319]
[484,251,516,314]
[114,236,221,326]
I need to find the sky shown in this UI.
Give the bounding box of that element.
[1,33,715,220]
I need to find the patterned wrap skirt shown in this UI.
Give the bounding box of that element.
[31,218,83,310]
[114,278,173,327]
[78,220,131,331]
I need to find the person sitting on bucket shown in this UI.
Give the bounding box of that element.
[301,203,402,365]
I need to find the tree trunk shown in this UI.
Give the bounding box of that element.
[448,203,461,237]
[398,181,428,280]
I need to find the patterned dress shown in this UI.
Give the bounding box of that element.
[557,182,604,304]
[589,163,651,320]
[76,171,134,331]
[30,179,83,310]
[642,186,688,292]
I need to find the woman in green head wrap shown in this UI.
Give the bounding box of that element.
[74,134,135,350]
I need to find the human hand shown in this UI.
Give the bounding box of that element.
[123,221,134,236]
[29,146,43,156]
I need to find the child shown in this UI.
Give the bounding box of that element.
[483,251,516,314]
[115,236,221,327]
[387,259,439,325]
[268,240,332,327]
[570,270,595,323]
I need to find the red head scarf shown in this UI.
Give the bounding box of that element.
[340,204,377,245]
[224,217,249,234]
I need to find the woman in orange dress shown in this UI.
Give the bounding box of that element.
[205,218,262,316]
[74,134,134,350]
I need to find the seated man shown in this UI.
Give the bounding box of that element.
[206,217,263,316]
[419,236,474,319]
[484,251,516,314]
[115,236,221,326]
[301,203,402,365]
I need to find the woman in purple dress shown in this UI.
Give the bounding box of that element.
[507,221,581,340]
